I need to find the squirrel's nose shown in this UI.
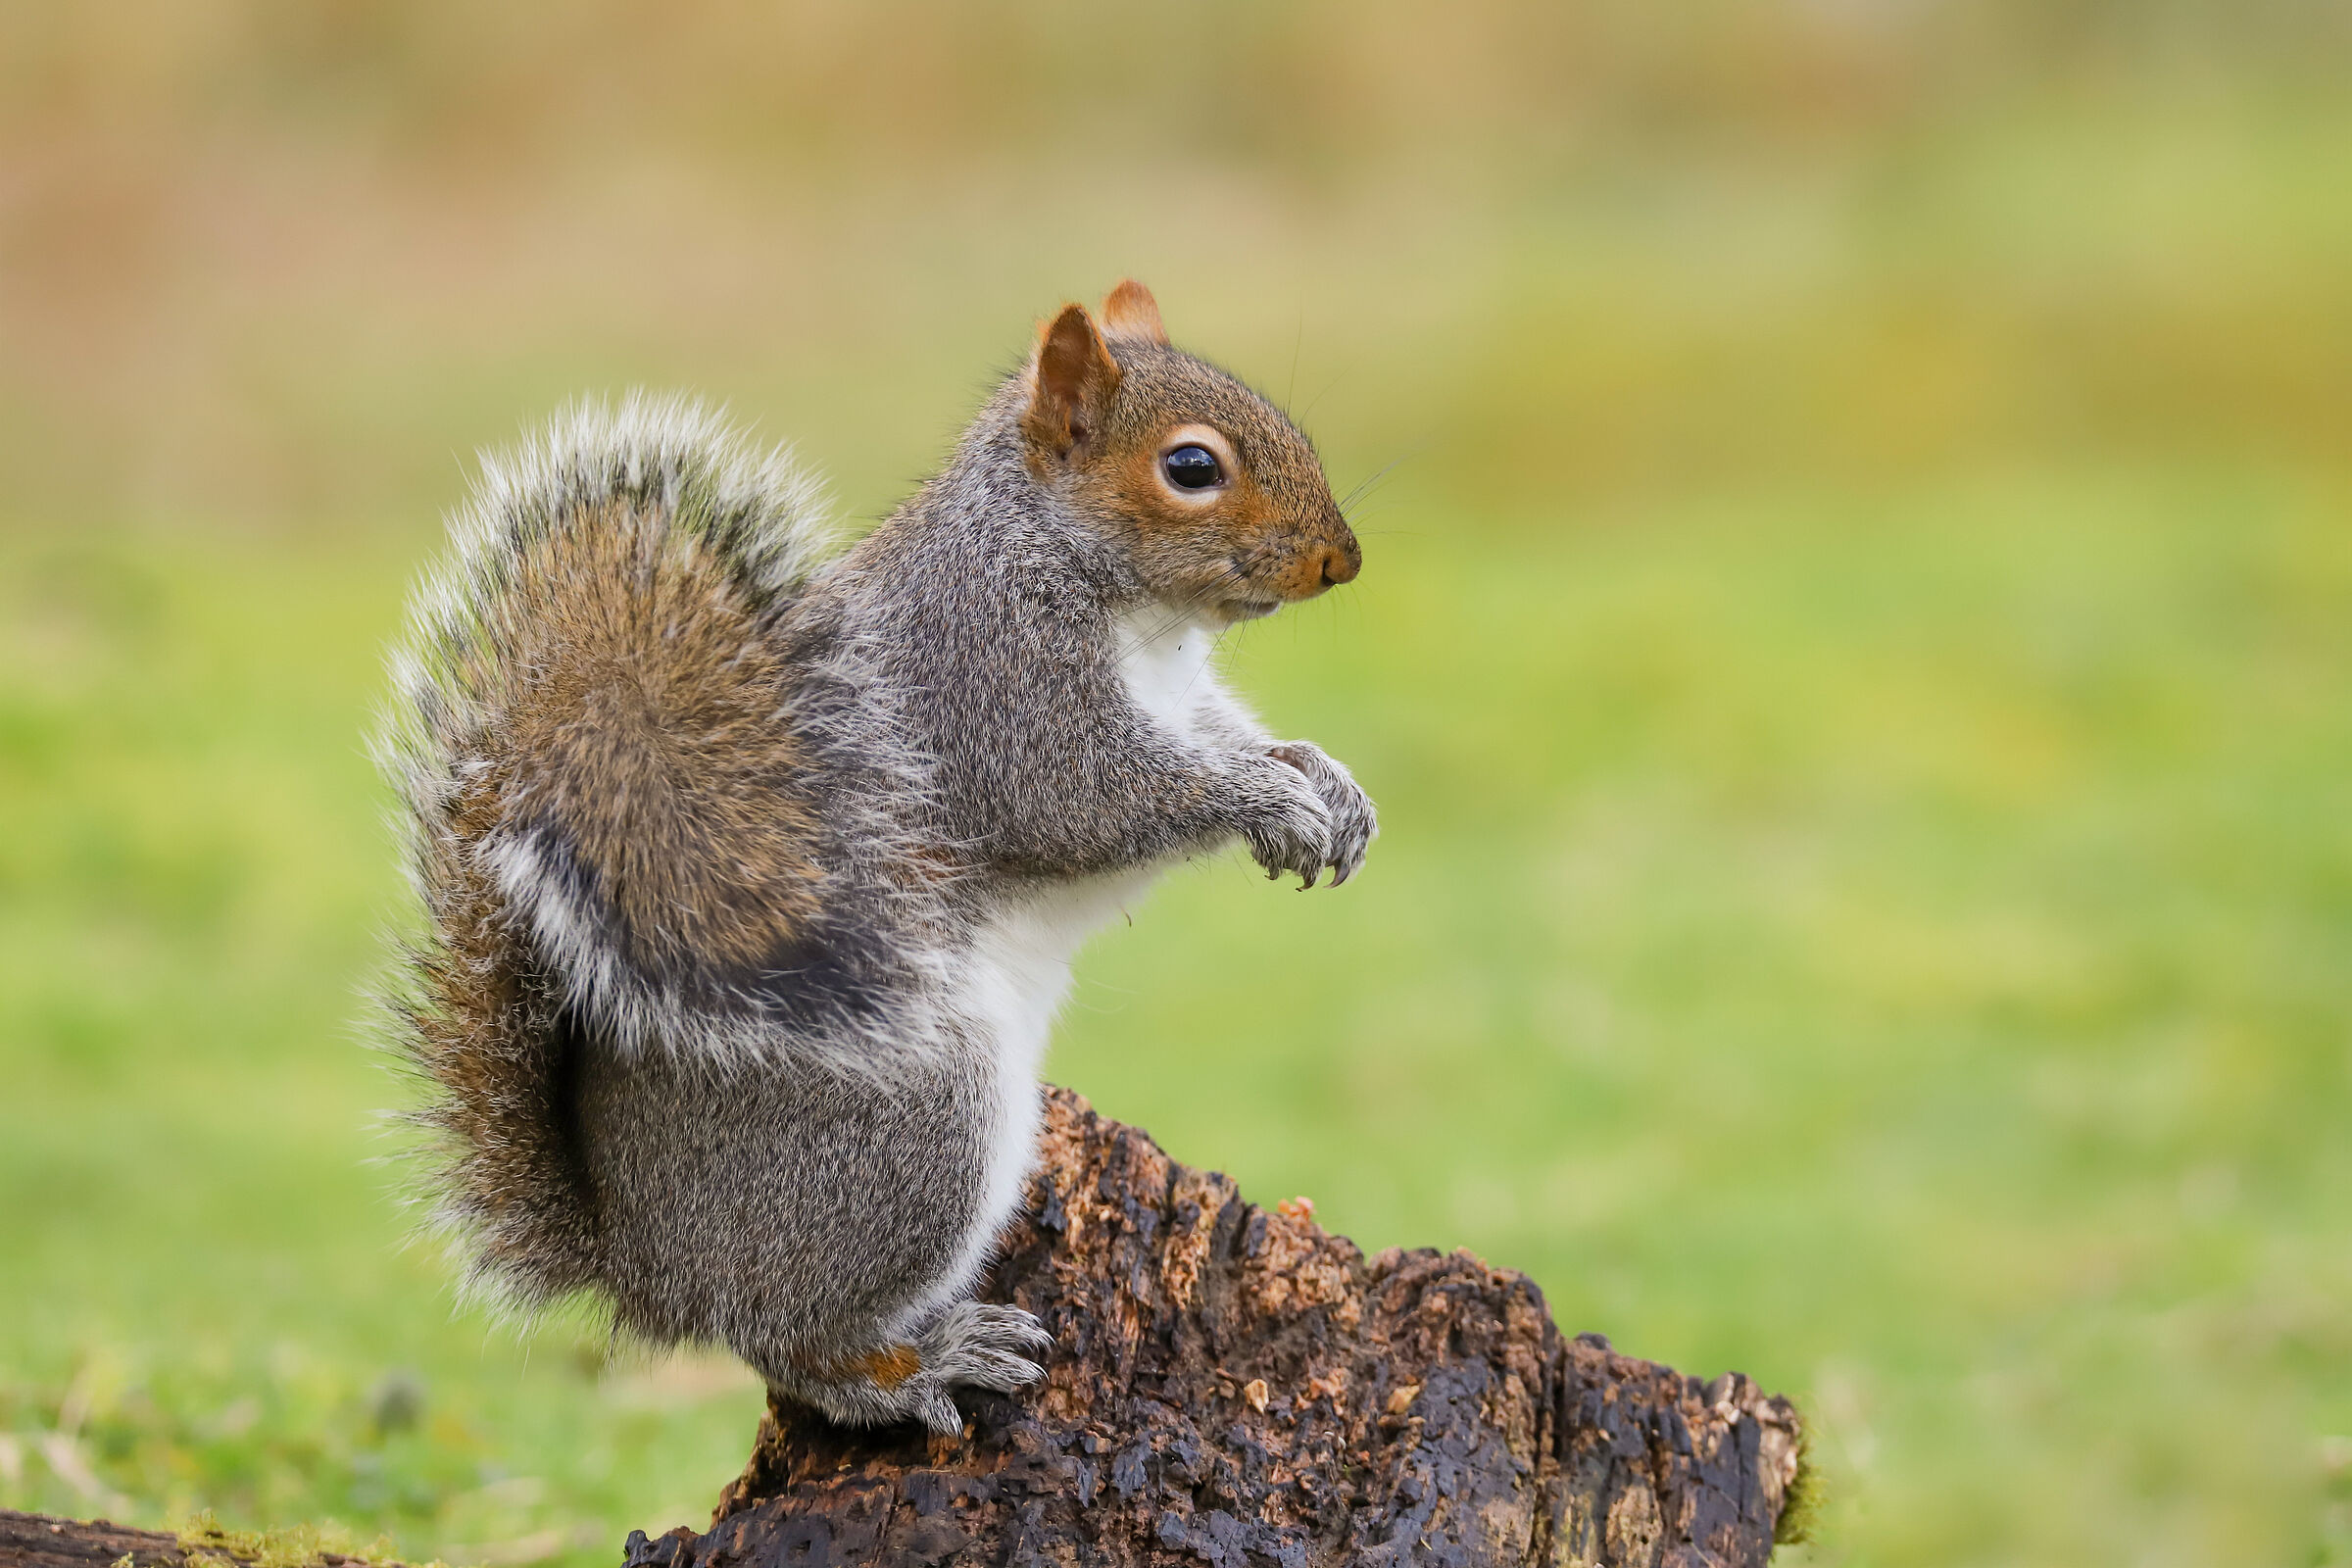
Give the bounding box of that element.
[1316,538,1360,589]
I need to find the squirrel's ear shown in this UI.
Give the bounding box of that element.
[1024,304,1123,461]
[1100,279,1168,345]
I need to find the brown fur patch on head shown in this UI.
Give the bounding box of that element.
[1100,279,1168,345]
[487,500,823,973]
[1040,323,1362,620]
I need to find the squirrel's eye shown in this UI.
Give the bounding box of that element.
[1161,445,1223,491]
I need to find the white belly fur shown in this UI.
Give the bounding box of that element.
[935,610,1219,1308]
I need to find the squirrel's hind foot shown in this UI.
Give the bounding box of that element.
[770,1301,1054,1436]
[921,1300,1055,1398]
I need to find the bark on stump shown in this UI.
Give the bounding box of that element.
[628,1087,1803,1568]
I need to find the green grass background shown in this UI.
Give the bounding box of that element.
[5,7,2351,1565]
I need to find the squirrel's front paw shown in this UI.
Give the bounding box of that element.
[1267,742,1378,887]
[1232,753,1335,888]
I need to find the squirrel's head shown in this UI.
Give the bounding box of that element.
[1017,281,1361,623]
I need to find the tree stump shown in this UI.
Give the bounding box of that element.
[627,1087,1804,1568]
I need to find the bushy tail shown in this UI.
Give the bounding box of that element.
[374,393,837,1316]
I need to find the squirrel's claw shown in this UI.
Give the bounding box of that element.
[1005,1313,1057,1355]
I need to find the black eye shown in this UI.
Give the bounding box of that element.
[1161,444,1223,491]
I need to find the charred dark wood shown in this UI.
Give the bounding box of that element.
[629,1087,1804,1568]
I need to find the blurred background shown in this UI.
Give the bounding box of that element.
[3,3,2348,1563]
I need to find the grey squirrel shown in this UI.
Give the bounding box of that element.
[377,280,1374,1433]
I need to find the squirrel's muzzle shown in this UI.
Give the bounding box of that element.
[1280,525,1360,600]
[1317,536,1361,589]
